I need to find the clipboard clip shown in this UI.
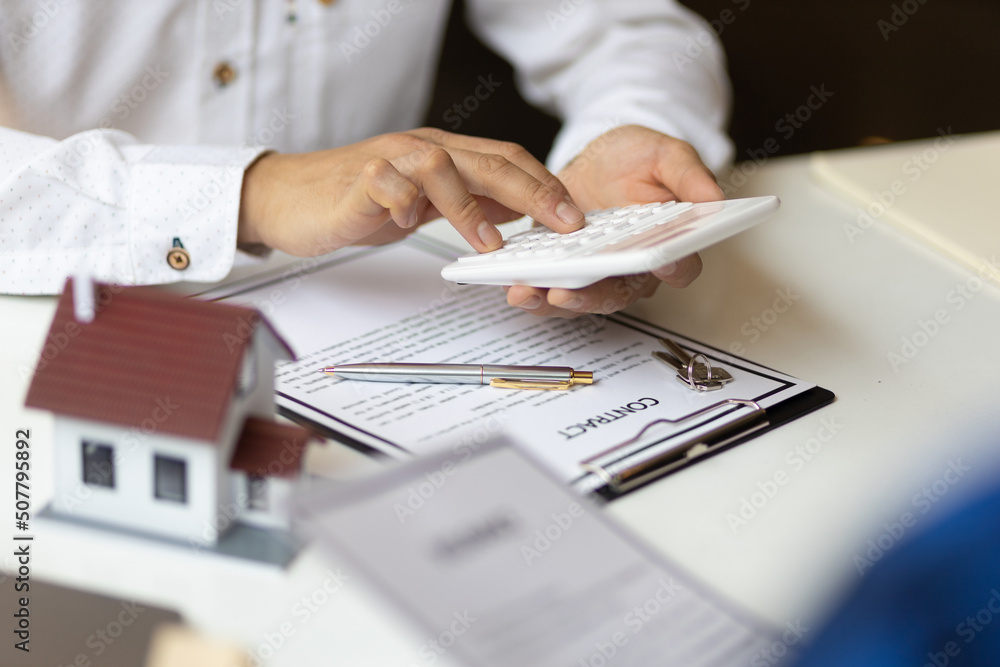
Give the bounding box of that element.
[580,399,768,495]
[652,337,734,392]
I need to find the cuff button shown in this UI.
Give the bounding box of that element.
[167,238,191,270]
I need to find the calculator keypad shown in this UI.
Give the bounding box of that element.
[456,201,693,265]
[441,195,780,289]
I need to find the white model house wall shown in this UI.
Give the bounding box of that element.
[230,472,295,531]
[51,416,223,544]
[213,332,287,526]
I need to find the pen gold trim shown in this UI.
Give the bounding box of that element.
[489,369,592,389]
[490,378,581,390]
[488,370,593,390]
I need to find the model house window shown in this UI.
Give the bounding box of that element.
[154,455,187,504]
[236,345,257,396]
[81,441,115,488]
[248,474,268,511]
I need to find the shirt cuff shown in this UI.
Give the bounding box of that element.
[127,145,268,286]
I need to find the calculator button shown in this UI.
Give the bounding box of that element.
[628,222,658,236]
[598,225,694,254]
[652,202,692,221]
[533,247,570,257]
[456,254,491,263]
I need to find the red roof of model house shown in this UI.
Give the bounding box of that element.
[25,279,294,442]
[230,417,317,479]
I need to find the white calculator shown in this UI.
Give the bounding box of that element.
[441,195,780,289]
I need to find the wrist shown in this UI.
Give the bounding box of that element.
[237,151,279,247]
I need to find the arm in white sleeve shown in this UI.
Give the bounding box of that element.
[0,126,267,295]
[465,0,734,174]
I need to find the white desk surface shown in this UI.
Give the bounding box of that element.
[3,137,1000,665]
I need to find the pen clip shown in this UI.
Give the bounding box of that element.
[489,378,573,391]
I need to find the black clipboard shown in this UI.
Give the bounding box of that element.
[217,235,835,500]
[278,311,835,501]
[567,313,836,500]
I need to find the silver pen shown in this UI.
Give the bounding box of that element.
[319,363,595,390]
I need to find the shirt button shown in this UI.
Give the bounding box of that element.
[212,62,237,88]
[317,0,337,5]
[167,239,191,271]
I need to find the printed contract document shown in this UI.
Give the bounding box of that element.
[295,443,776,667]
[208,238,820,494]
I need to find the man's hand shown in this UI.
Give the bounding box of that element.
[238,128,585,256]
[503,125,725,318]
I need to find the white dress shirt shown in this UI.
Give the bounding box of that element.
[0,0,731,295]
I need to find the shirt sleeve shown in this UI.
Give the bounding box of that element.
[464,0,734,174]
[0,126,268,295]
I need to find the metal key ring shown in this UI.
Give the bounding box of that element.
[686,352,713,388]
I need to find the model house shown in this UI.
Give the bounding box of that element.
[25,278,317,548]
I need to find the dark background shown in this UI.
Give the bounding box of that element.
[423,1,1000,162]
